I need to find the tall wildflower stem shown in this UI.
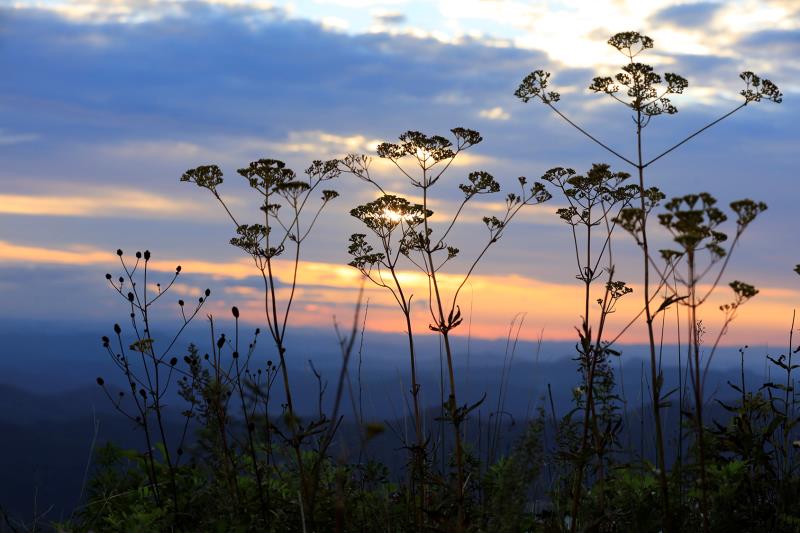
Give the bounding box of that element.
[543,165,636,532]
[343,187,428,518]
[181,158,341,526]
[421,179,467,525]
[99,250,211,520]
[686,250,710,532]
[634,106,672,529]
[659,191,766,532]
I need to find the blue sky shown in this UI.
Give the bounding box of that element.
[1,0,798,345]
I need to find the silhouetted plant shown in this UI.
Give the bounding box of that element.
[541,163,638,529]
[655,193,765,529]
[96,249,207,518]
[181,158,340,523]
[88,256,372,531]
[345,193,431,521]
[517,30,781,533]
[343,128,551,528]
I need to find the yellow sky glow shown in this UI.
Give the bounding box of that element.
[0,190,198,218]
[1,239,797,346]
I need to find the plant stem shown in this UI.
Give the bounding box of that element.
[636,109,673,533]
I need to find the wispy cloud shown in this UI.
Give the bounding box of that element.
[372,10,406,25]
[13,0,281,24]
[266,131,381,156]
[0,129,39,145]
[0,188,202,219]
[101,130,496,173]
[651,2,723,28]
[479,106,511,121]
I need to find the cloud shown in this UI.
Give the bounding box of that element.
[651,2,723,28]
[1,4,546,162]
[0,188,201,219]
[321,16,350,32]
[739,28,800,51]
[0,241,114,266]
[479,106,511,121]
[373,11,406,25]
[314,0,409,7]
[0,129,39,145]
[148,281,204,297]
[100,130,496,181]
[100,131,382,165]
[11,0,281,24]
[267,131,381,156]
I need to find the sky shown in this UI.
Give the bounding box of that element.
[1,0,799,349]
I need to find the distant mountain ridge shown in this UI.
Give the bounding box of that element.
[0,323,782,521]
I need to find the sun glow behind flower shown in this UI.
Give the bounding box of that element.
[381,208,405,224]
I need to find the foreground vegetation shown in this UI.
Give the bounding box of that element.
[3,32,796,532]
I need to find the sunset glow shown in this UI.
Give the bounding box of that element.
[2,238,796,346]
[1,0,797,353]
[2,1,799,525]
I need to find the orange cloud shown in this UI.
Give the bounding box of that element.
[0,189,199,219]
[0,241,113,266]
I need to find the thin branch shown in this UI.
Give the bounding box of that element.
[545,101,638,167]
[643,103,747,168]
